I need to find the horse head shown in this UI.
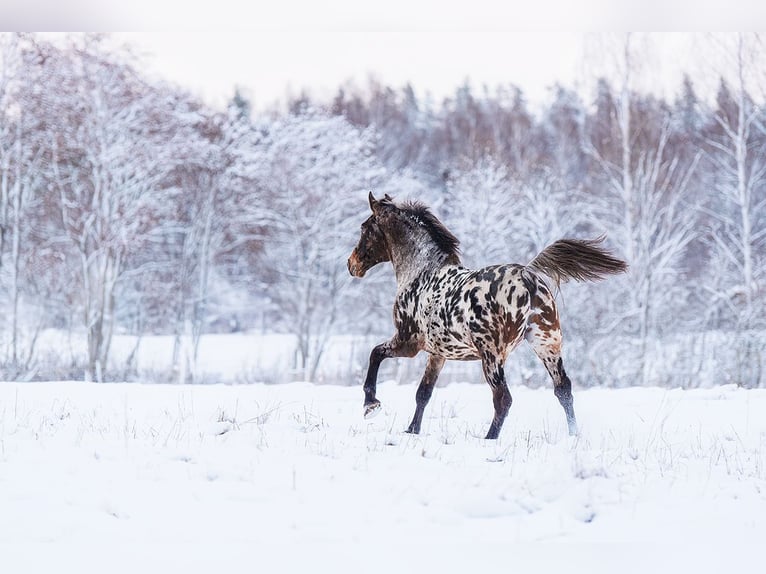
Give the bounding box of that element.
[347,192,393,278]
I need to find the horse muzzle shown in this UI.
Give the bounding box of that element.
[347,252,366,277]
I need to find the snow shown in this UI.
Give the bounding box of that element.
[1,380,764,572]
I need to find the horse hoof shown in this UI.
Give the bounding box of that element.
[363,402,381,419]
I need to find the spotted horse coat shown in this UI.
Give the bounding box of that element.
[348,192,627,440]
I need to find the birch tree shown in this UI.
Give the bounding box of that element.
[39,37,180,381]
[703,34,766,332]
[584,35,701,384]
[0,34,50,374]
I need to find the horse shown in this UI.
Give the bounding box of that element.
[347,192,627,440]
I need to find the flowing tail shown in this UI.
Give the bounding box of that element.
[527,236,628,287]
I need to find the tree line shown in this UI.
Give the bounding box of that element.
[0,33,763,386]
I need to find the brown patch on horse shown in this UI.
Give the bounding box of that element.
[532,294,560,329]
[500,311,525,349]
[347,250,363,277]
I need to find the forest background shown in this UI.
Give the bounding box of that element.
[0,32,763,388]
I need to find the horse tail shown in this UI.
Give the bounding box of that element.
[527,236,627,287]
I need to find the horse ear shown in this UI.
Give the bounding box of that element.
[368,191,378,212]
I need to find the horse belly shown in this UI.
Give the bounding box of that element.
[423,319,479,360]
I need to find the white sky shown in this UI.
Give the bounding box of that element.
[112,31,590,111]
[14,2,766,111]
[108,32,716,112]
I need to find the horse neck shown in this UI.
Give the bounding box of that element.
[388,231,454,290]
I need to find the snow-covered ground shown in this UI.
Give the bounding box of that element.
[1,380,765,573]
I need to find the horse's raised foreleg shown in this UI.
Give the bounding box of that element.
[362,343,388,418]
[405,354,445,434]
[363,339,418,419]
[481,355,512,440]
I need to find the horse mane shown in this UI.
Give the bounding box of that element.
[393,198,461,263]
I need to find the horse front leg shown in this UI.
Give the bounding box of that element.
[405,354,445,434]
[363,339,418,418]
[362,343,388,418]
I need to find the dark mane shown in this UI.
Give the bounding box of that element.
[396,199,461,263]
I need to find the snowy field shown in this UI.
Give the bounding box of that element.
[1,380,765,573]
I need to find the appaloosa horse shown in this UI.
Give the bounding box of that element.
[347,192,627,439]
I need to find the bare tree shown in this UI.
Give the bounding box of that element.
[167,99,267,383]
[0,34,50,374]
[38,37,182,381]
[702,34,766,332]
[584,35,702,384]
[249,109,386,381]
[444,157,516,267]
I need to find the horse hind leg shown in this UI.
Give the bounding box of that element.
[480,353,512,440]
[526,321,578,436]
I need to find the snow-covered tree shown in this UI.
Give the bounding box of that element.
[166,95,269,383]
[248,108,387,381]
[35,37,187,380]
[0,34,52,374]
[702,34,766,332]
[444,157,516,267]
[584,37,702,384]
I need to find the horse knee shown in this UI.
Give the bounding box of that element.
[369,343,388,365]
